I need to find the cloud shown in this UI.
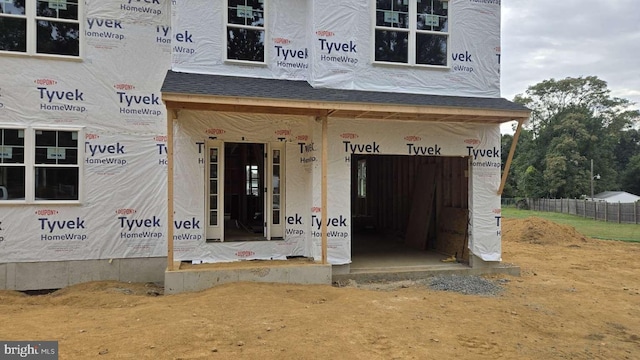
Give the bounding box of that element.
[501,0,640,108]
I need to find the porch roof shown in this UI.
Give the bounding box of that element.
[161,71,530,124]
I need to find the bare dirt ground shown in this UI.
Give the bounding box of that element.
[1,217,639,360]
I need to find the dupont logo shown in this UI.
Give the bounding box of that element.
[296,135,309,141]
[235,250,255,258]
[273,37,291,44]
[116,208,137,215]
[35,209,58,216]
[340,133,358,139]
[311,207,321,213]
[316,30,335,37]
[86,133,99,140]
[404,135,422,141]
[275,129,291,136]
[464,138,481,145]
[34,78,57,86]
[153,135,167,142]
[205,128,225,135]
[114,83,135,91]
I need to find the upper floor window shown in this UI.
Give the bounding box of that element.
[0,126,83,203]
[226,0,265,63]
[0,0,82,58]
[374,0,449,67]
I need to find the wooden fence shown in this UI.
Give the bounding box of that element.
[502,198,640,224]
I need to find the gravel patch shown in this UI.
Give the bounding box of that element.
[335,275,507,296]
[428,275,505,296]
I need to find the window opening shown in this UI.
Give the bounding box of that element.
[374,0,449,66]
[0,0,81,57]
[226,0,265,62]
[0,128,25,200]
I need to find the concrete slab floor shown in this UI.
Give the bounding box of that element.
[339,231,520,283]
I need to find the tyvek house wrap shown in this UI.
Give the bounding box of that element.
[0,0,172,262]
[170,113,503,264]
[171,0,501,97]
[0,0,504,264]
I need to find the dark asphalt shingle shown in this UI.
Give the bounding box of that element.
[161,70,530,112]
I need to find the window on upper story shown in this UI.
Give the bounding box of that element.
[0,126,83,203]
[374,0,449,67]
[0,0,82,58]
[226,0,265,63]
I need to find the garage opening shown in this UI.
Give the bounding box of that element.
[350,155,471,268]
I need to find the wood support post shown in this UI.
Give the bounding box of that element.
[321,115,328,264]
[498,119,525,195]
[167,109,177,271]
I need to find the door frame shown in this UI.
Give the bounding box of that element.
[205,140,285,242]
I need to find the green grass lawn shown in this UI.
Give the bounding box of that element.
[501,208,640,242]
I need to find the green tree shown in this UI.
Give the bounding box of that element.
[509,76,639,198]
[621,154,640,195]
[614,129,640,172]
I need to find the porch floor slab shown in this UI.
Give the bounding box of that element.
[164,259,332,294]
[335,237,520,283]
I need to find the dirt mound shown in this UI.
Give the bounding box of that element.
[43,281,163,308]
[50,280,162,297]
[0,281,163,308]
[0,290,28,303]
[502,217,589,245]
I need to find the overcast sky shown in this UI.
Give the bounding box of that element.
[500,0,640,131]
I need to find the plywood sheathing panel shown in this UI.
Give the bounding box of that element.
[405,162,437,250]
[436,207,470,262]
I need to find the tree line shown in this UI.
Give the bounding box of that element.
[501,76,640,199]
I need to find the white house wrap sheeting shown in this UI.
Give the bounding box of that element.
[0,0,506,267]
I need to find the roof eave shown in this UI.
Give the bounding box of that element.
[162,92,531,124]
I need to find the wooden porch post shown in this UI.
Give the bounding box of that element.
[167,108,177,271]
[321,115,328,264]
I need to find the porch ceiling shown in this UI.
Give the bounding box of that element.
[161,71,531,124]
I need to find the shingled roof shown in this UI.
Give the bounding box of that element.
[161,70,530,123]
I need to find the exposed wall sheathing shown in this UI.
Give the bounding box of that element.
[0,0,506,269]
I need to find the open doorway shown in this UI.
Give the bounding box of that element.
[205,141,285,242]
[224,142,265,241]
[350,155,470,267]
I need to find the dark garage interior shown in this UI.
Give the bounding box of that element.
[350,154,471,269]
